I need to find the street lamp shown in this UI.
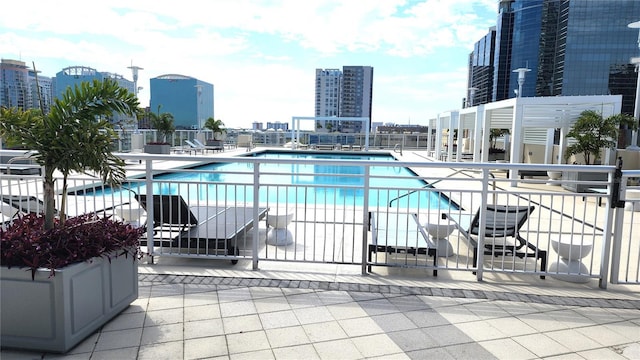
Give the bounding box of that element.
[128,62,143,133]
[512,67,531,98]
[628,20,640,150]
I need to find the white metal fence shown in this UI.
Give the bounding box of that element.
[1,150,638,289]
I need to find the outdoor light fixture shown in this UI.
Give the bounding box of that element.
[512,67,531,98]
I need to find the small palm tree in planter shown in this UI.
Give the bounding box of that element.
[204,117,226,140]
[144,105,175,154]
[203,117,226,148]
[563,110,637,192]
[0,78,144,353]
[488,128,510,161]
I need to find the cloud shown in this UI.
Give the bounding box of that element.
[1,0,497,127]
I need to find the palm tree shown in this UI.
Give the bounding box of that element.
[204,117,226,139]
[489,128,510,150]
[149,105,175,144]
[0,78,139,229]
[565,110,637,165]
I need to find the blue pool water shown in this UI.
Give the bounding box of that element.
[114,151,458,210]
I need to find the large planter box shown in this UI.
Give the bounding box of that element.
[488,152,506,161]
[0,252,138,353]
[562,171,608,193]
[143,144,170,154]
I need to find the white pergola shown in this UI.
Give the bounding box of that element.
[290,116,371,150]
[435,95,623,178]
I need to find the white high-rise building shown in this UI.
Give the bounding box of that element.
[315,68,342,118]
[314,66,373,133]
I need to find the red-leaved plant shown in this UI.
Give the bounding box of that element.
[0,213,143,280]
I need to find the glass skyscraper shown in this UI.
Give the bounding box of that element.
[469,0,640,115]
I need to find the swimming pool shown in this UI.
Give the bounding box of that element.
[116,151,458,210]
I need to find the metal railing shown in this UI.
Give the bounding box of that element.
[1,150,638,289]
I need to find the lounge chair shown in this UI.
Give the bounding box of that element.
[135,194,199,241]
[0,195,55,227]
[193,139,224,152]
[445,204,547,278]
[0,195,50,216]
[0,201,20,226]
[135,194,268,264]
[368,211,438,276]
[184,140,207,154]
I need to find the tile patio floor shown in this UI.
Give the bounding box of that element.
[1,270,639,360]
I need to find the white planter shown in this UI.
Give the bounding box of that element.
[131,133,144,152]
[1,251,138,353]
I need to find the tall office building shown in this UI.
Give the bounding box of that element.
[53,66,134,98]
[315,69,341,117]
[467,27,496,107]
[468,0,639,115]
[1,59,53,113]
[53,66,135,125]
[314,66,373,133]
[149,74,214,130]
[1,59,30,110]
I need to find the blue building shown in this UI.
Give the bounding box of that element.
[53,66,135,125]
[149,74,214,130]
[53,66,134,98]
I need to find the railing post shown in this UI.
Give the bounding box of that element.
[361,165,371,275]
[145,159,155,263]
[476,169,491,281]
[598,166,620,289]
[607,159,626,285]
[252,162,261,270]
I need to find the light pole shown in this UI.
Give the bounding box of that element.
[128,62,143,133]
[127,62,143,97]
[628,21,640,150]
[512,67,531,98]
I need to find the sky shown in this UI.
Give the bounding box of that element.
[1,0,498,129]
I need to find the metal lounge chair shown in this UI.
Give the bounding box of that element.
[135,194,199,245]
[0,195,56,227]
[445,204,547,278]
[0,195,51,216]
[183,139,206,154]
[368,211,438,276]
[135,194,268,264]
[193,138,224,152]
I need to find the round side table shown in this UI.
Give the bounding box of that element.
[548,237,593,283]
[115,204,144,227]
[266,207,294,246]
[423,217,456,257]
[624,188,640,212]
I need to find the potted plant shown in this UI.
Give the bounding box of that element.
[563,110,637,192]
[203,117,226,148]
[0,78,144,353]
[204,117,226,141]
[144,105,175,154]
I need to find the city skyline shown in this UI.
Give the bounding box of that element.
[0,0,496,129]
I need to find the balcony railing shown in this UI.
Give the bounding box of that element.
[1,150,638,289]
